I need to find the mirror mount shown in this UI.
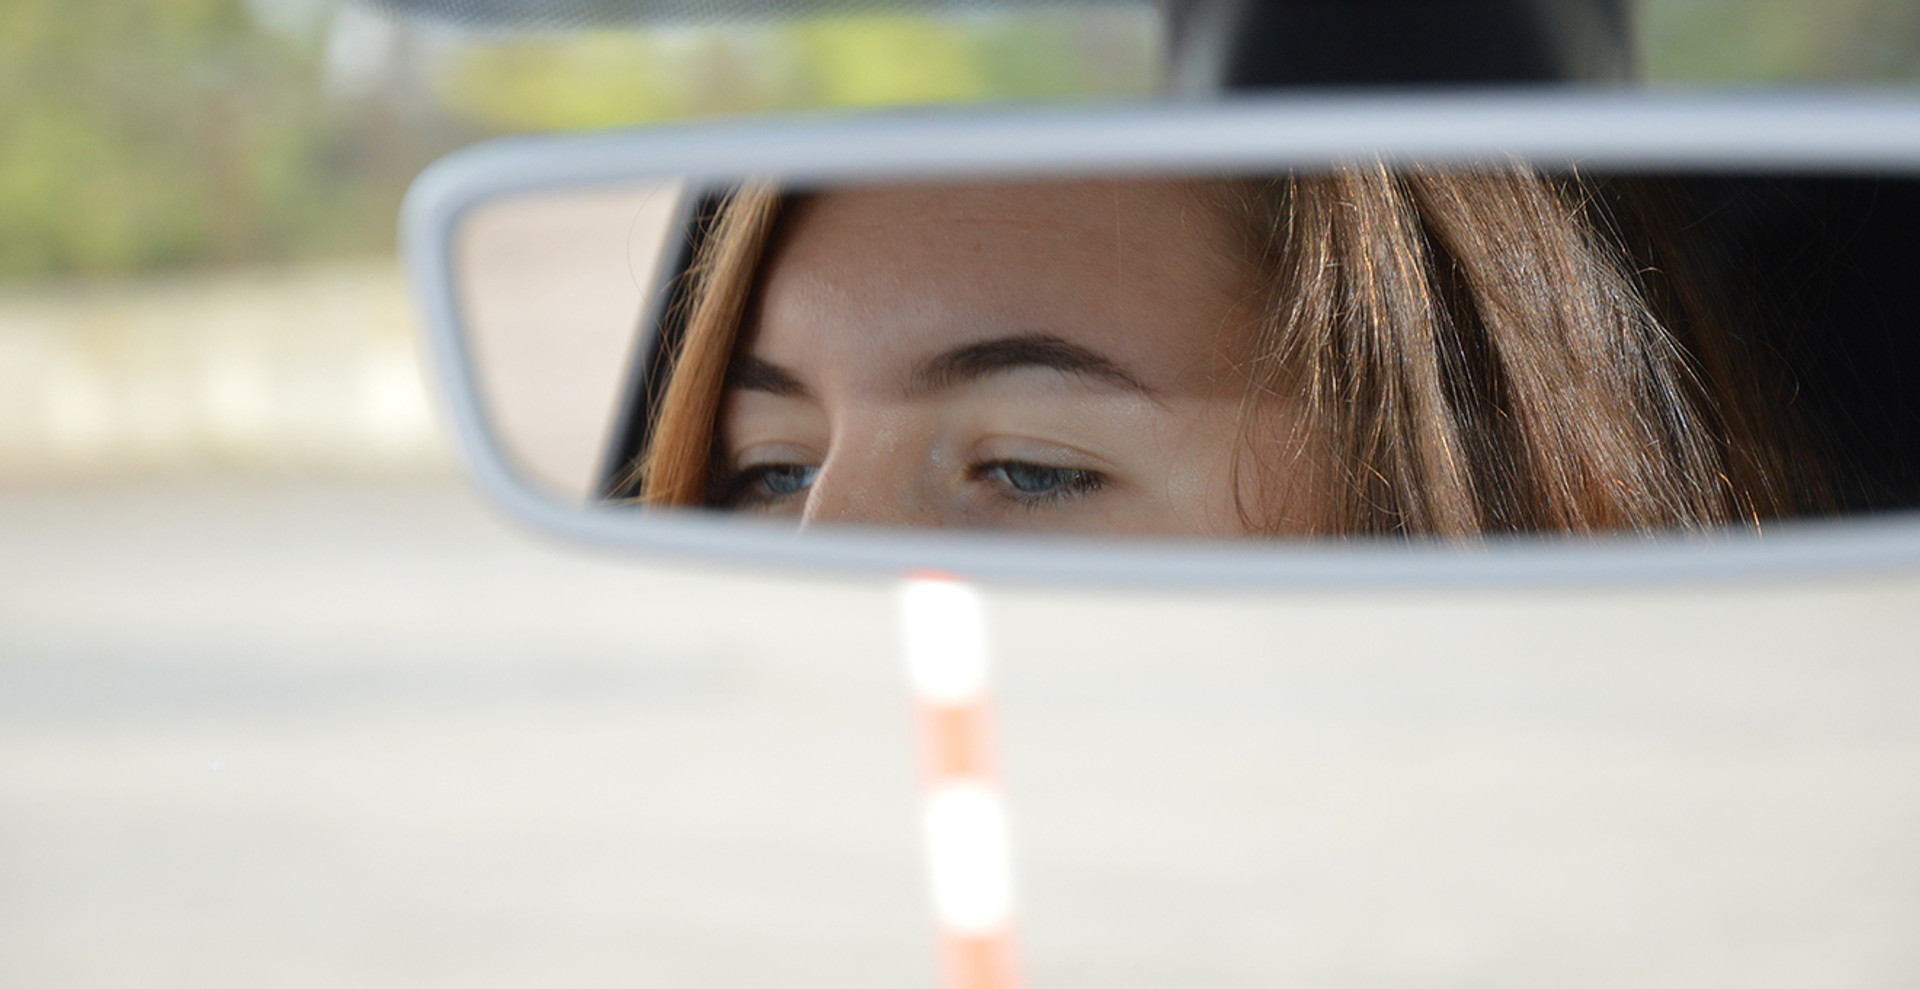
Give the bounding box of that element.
[1166,0,1635,96]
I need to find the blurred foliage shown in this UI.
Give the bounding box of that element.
[1641,0,1920,81]
[6,0,1920,283]
[0,0,460,280]
[0,1,1150,281]
[435,11,1155,133]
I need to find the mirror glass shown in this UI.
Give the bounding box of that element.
[452,167,1920,540]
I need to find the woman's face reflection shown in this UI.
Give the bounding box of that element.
[714,179,1285,536]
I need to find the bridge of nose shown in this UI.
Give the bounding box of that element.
[799,416,946,530]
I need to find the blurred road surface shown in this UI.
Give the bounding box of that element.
[0,479,926,987]
[5,478,1920,987]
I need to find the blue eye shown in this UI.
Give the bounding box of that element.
[721,463,817,507]
[974,461,1105,503]
[758,464,817,496]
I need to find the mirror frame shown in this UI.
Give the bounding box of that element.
[403,91,1920,587]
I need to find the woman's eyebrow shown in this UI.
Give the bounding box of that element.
[911,333,1157,397]
[725,355,811,397]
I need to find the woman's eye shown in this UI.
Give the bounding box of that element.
[758,464,817,496]
[973,460,1105,504]
[722,463,818,506]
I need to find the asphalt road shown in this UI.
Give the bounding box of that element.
[6,478,1920,987]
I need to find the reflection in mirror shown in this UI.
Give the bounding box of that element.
[452,168,1920,539]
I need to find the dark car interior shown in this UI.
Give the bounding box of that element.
[1666,176,1920,513]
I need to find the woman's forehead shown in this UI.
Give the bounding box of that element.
[789,176,1213,227]
[743,178,1256,392]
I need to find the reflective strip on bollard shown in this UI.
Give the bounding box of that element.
[899,574,1018,989]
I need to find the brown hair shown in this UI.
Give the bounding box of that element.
[632,164,1802,536]
[625,181,783,505]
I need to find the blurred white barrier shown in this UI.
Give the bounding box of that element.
[0,260,449,478]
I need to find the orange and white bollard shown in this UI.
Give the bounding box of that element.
[898,574,1018,989]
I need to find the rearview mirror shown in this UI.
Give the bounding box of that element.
[403,94,1920,583]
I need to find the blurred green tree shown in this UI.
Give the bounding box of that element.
[433,10,1155,132]
[0,0,454,279]
[7,0,1920,283]
[1641,0,1920,82]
